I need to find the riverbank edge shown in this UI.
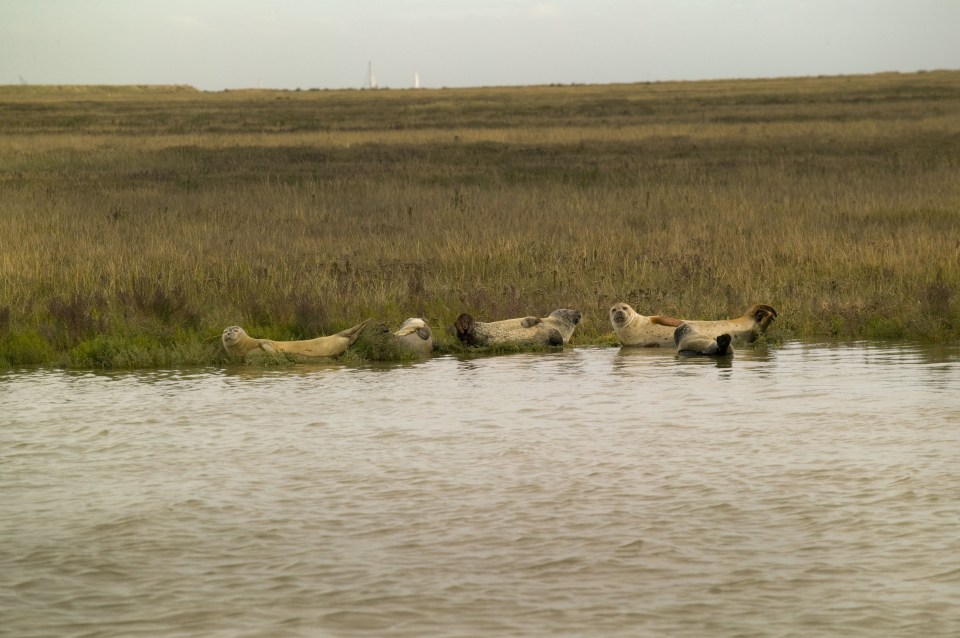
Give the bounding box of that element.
[0,318,953,370]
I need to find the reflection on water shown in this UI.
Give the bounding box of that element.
[2,341,959,637]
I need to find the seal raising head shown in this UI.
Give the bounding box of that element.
[221,319,371,359]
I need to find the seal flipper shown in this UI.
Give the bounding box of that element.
[546,328,564,346]
[716,333,733,356]
[752,305,778,331]
[337,318,374,347]
[259,341,278,353]
[520,316,542,329]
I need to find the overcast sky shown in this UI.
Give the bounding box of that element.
[2,0,958,91]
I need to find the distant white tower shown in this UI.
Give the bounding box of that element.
[368,61,377,89]
[414,71,421,89]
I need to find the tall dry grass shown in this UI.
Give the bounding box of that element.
[1,71,958,366]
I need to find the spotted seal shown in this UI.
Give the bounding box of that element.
[221,319,372,359]
[454,309,582,347]
[610,303,777,347]
[394,317,433,357]
[674,322,734,356]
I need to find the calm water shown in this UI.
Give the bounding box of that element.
[2,341,959,638]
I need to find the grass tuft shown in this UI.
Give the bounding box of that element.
[340,322,423,363]
[0,331,55,367]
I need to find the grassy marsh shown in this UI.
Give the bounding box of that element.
[1,71,959,367]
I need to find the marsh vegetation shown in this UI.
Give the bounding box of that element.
[1,72,958,367]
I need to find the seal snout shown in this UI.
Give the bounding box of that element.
[610,303,634,328]
[559,309,582,325]
[222,325,243,345]
[547,308,581,326]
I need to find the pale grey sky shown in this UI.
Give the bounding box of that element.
[1,0,958,90]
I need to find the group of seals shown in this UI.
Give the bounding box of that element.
[222,317,435,361]
[222,302,776,361]
[609,302,777,356]
[451,302,774,357]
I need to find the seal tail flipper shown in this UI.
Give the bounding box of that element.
[746,304,778,332]
[337,318,373,347]
[454,313,476,345]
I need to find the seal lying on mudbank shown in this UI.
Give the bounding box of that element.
[610,303,777,348]
[674,322,734,356]
[394,317,433,357]
[454,309,582,347]
[221,319,372,359]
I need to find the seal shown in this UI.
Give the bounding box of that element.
[221,319,372,359]
[610,303,777,347]
[454,308,582,347]
[674,322,734,356]
[394,317,433,357]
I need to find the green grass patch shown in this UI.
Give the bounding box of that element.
[0,330,55,367]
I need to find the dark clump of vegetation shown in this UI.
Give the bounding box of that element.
[1,71,959,368]
[339,322,423,364]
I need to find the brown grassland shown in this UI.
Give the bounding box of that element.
[1,71,959,367]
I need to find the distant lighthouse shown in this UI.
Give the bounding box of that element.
[414,71,421,89]
[367,61,377,89]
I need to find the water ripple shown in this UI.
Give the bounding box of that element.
[2,342,960,637]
